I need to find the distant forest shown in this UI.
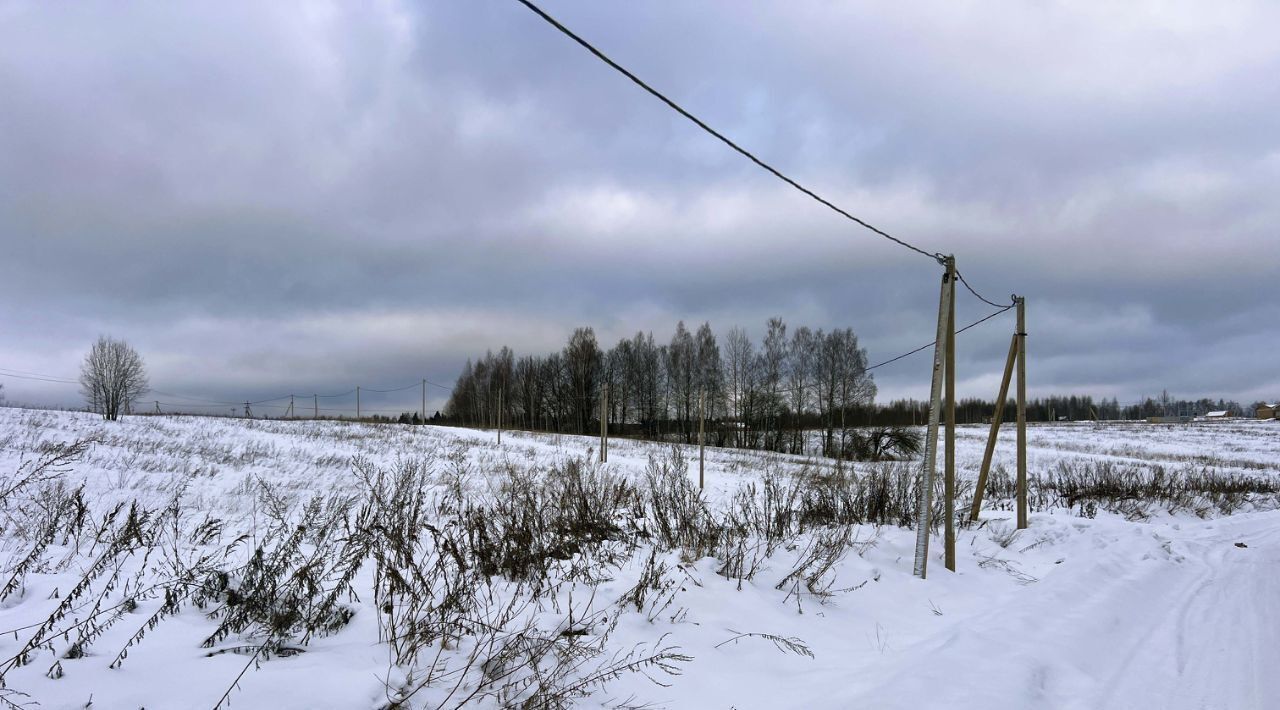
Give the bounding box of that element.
[445,319,874,458]
[442,320,1262,457]
[874,392,1254,426]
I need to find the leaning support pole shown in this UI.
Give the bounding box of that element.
[1016,296,1028,529]
[913,256,954,579]
[970,333,1018,521]
[944,264,957,572]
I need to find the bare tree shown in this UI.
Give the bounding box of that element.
[564,327,601,434]
[722,326,753,447]
[787,326,818,454]
[760,318,788,451]
[667,322,696,442]
[79,335,149,421]
[693,322,724,432]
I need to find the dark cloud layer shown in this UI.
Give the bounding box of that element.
[2,1,1278,414]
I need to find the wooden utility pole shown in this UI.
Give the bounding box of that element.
[913,256,954,579]
[313,394,318,419]
[698,389,706,490]
[422,379,427,424]
[1016,296,1028,529]
[599,385,608,463]
[944,265,957,572]
[356,386,361,421]
[970,334,1017,521]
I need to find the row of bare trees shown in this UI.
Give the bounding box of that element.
[444,318,876,457]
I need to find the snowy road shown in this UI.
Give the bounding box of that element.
[822,511,1280,710]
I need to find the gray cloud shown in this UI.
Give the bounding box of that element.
[2,0,1278,413]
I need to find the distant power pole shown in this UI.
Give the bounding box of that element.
[314,394,318,419]
[244,402,252,419]
[422,379,427,424]
[599,385,608,463]
[356,386,361,420]
[698,389,706,490]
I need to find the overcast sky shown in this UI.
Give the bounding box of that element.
[2,1,1277,416]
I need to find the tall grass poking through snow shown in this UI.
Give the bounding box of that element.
[978,459,1280,520]
[4,426,1278,708]
[0,438,932,708]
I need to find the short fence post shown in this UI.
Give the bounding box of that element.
[698,389,706,490]
[599,385,608,463]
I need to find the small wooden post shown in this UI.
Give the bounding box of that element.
[913,256,954,579]
[970,333,1017,521]
[1016,296,1028,529]
[600,385,608,463]
[356,386,361,421]
[944,264,957,572]
[698,388,706,490]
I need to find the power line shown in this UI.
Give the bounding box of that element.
[0,367,79,383]
[955,269,1015,308]
[750,304,1014,399]
[148,389,240,405]
[865,304,1014,371]
[512,0,944,264]
[0,366,454,406]
[362,382,421,394]
[248,394,294,405]
[0,371,79,385]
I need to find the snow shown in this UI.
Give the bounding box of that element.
[0,407,1277,709]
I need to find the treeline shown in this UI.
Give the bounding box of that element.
[444,318,876,457]
[871,393,1253,425]
[870,395,1120,425]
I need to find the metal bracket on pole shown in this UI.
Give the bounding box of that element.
[913,256,954,579]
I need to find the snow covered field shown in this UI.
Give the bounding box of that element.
[0,407,1277,709]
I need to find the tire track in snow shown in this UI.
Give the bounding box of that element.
[808,512,1280,710]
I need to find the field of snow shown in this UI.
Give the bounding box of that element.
[0,407,1277,709]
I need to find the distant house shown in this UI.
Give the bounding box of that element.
[1258,404,1278,420]
[1205,410,1231,420]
